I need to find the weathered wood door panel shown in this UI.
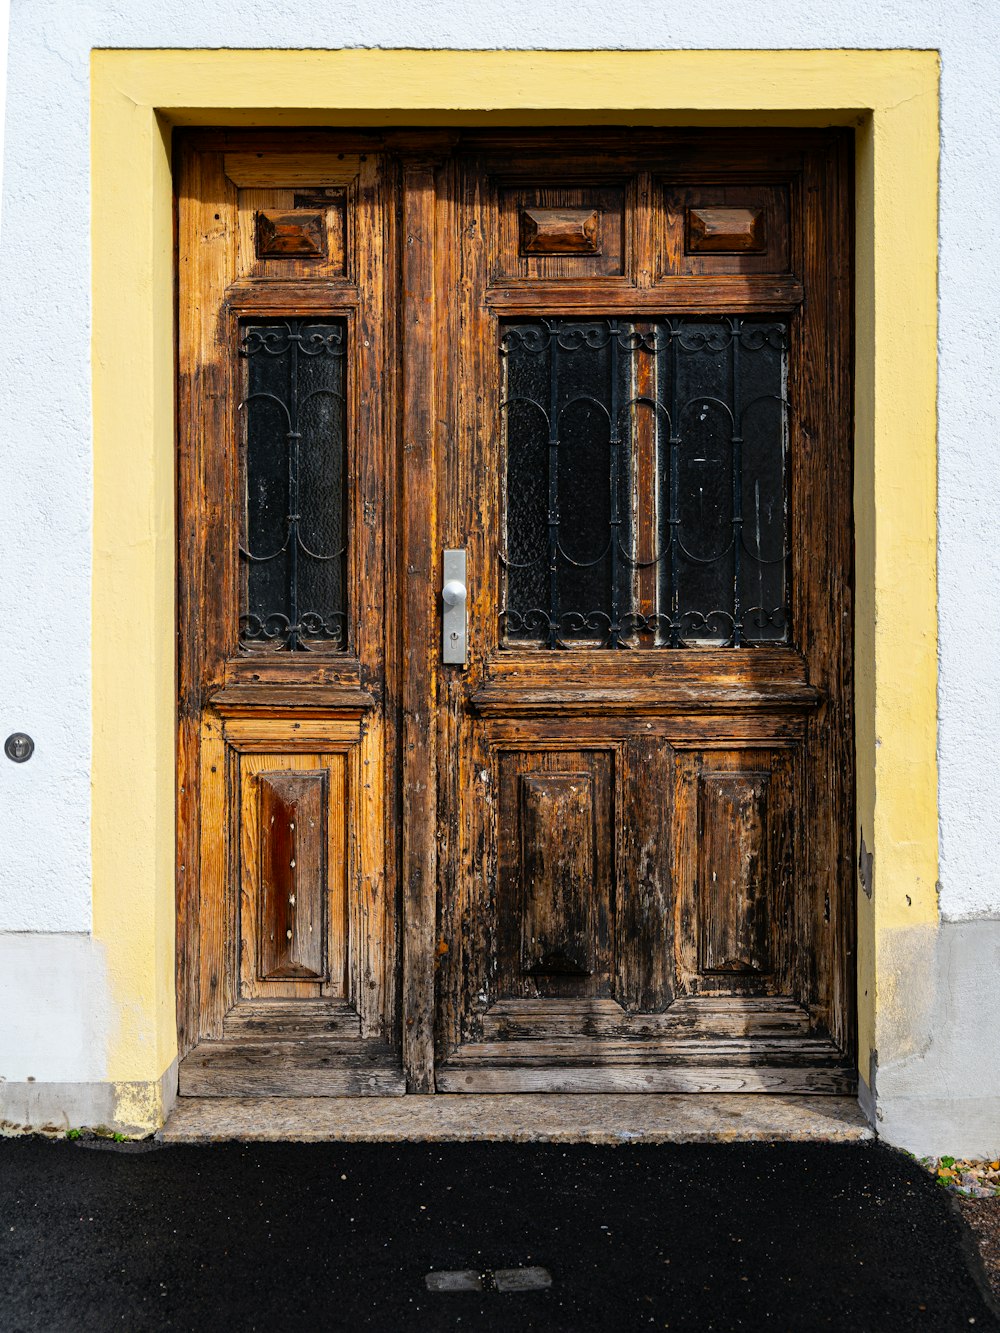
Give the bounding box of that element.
[432,131,854,1093]
[499,748,617,996]
[175,136,404,1096]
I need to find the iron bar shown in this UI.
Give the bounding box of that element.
[287,329,300,651]
[547,320,561,650]
[731,316,743,648]
[608,320,622,648]
[668,321,681,647]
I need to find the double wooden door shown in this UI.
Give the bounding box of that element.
[176,129,855,1099]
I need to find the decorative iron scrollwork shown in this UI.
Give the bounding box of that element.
[239,319,348,652]
[501,316,790,649]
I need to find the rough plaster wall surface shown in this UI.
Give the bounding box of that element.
[0,935,110,1083]
[876,919,1000,1158]
[0,3,997,930]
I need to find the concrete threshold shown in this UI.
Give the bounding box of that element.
[159,1093,873,1144]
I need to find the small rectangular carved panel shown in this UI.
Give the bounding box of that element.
[255,209,327,258]
[698,772,771,975]
[520,773,595,977]
[495,182,626,280]
[660,183,789,276]
[236,185,348,280]
[686,205,765,254]
[520,207,602,256]
[258,769,327,980]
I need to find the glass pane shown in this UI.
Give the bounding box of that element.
[240,320,347,651]
[502,321,632,646]
[663,319,788,644]
[737,325,788,642]
[501,317,788,649]
[671,323,735,642]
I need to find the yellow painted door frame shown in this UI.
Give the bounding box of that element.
[90,49,939,1129]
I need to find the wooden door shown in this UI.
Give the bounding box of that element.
[174,129,854,1103]
[175,135,405,1096]
[431,131,855,1094]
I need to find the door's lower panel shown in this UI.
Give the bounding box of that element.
[436,1052,853,1095]
[436,997,855,1095]
[179,1043,405,1097]
[178,1001,405,1097]
[436,709,855,1091]
[182,703,403,1096]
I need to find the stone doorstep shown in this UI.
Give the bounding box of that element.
[158,1093,873,1144]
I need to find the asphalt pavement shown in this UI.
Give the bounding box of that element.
[0,1137,996,1331]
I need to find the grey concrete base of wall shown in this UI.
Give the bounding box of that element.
[4,922,999,1152]
[0,1060,177,1138]
[874,916,1000,1159]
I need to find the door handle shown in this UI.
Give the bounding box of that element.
[442,549,468,665]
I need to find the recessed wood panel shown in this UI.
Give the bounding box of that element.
[238,751,347,1001]
[698,771,771,975]
[495,182,626,280]
[258,769,327,980]
[520,772,596,977]
[496,749,616,1000]
[661,183,790,276]
[673,744,799,997]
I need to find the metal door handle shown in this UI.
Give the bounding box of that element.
[442,549,468,665]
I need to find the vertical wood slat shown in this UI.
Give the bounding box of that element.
[176,359,203,1068]
[631,321,660,643]
[830,133,856,1057]
[618,732,674,1013]
[196,717,228,1038]
[796,136,855,1051]
[350,154,396,1041]
[435,151,484,1053]
[634,169,666,647]
[400,158,439,1092]
[176,148,237,1052]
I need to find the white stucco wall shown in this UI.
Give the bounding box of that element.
[0,2,998,938]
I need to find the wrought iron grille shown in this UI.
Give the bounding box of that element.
[239,320,347,651]
[501,317,790,648]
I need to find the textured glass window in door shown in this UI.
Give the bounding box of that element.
[501,317,789,648]
[239,320,347,651]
